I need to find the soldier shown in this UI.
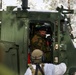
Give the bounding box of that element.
[31,25,47,52]
[24,49,67,75]
[0,43,18,75]
[31,23,51,63]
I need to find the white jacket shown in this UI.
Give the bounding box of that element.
[24,63,67,75]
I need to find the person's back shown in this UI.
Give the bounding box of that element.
[24,49,67,75]
[24,63,67,75]
[27,64,44,75]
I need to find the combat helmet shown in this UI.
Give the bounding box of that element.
[31,49,43,64]
[36,23,50,31]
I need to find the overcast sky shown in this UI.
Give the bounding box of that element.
[2,0,68,10]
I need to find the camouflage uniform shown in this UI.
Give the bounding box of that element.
[31,33,46,52]
[31,33,51,63]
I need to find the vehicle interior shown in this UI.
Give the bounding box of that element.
[29,20,54,63]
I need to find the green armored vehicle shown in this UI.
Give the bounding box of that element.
[0,0,76,75]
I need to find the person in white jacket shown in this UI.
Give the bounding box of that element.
[24,49,67,75]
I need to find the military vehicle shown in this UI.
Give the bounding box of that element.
[0,0,76,75]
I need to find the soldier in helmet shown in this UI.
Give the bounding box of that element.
[31,25,47,52]
[30,49,44,75]
[31,49,44,64]
[31,23,51,63]
[24,49,67,75]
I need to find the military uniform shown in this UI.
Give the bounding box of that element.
[31,33,51,63]
[31,33,47,52]
[24,63,67,75]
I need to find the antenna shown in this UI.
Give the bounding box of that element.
[68,0,70,10]
[22,0,30,10]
